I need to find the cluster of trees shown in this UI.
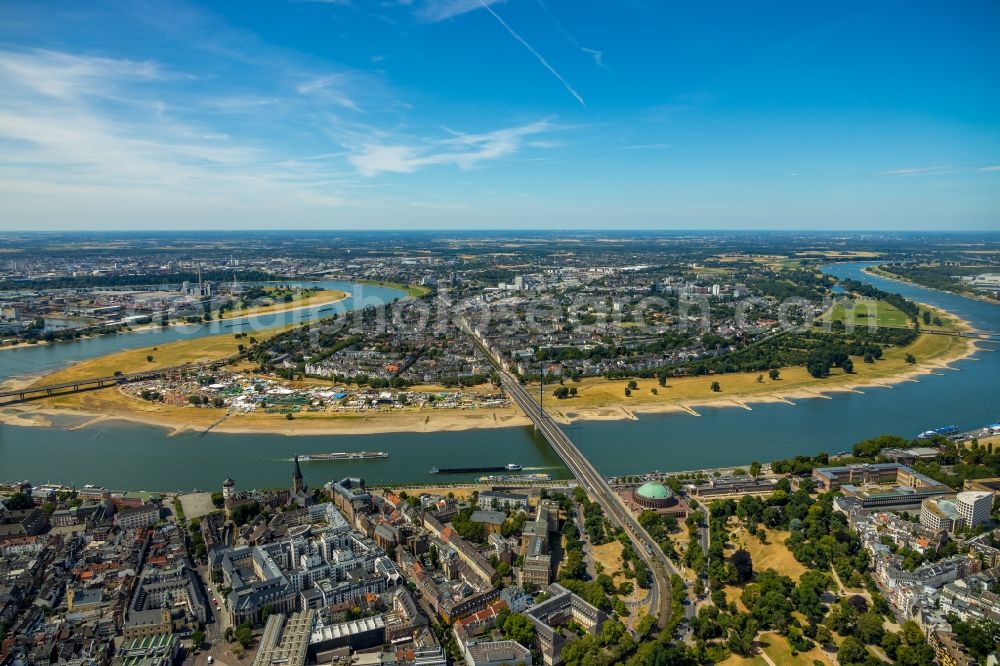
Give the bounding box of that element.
[546,491,629,615]
[920,310,943,326]
[229,501,262,527]
[688,566,839,660]
[559,618,640,666]
[742,268,836,301]
[806,348,853,377]
[836,618,935,666]
[189,518,207,560]
[554,517,616,612]
[682,509,706,573]
[1,493,34,510]
[225,620,254,649]
[912,436,1000,492]
[669,323,905,379]
[946,615,1000,663]
[187,394,225,408]
[449,508,486,543]
[637,510,679,558]
[680,479,941,665]
[572,486,611,545]
[494,607,535,648]
[552,386,578,399]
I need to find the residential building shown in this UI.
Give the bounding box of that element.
[477,491,528,512]
[525,583,607,666]
[115,504,160,530]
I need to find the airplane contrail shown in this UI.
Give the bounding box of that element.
[535,0,606,69]
[479,0,586,107]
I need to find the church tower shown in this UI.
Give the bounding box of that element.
[292,456,304,495]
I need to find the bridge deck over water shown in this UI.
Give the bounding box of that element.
[0,362,218,404]
[459,317,678,628]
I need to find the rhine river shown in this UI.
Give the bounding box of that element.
[0,266,997,491]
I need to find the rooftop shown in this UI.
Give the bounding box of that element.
[469,510,506,526]
[636,481,671,500]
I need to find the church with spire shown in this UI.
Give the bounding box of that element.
[289,455,313,507]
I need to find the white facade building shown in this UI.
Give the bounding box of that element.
[955,491,993,528]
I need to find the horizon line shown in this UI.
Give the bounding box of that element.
[2,228,999,235]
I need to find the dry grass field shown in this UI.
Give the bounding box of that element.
[32,331,260,386]
[719,632,834,666]
[591,539,624,572]
[590,540,650,607]
[726,526,808,581]
[716,653,769,666]
[543,330,968,412]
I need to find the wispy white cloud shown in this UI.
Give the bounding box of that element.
[873,165,1000,177]
[478,2,585,107]
[200,95,283,112]
[0,45,562,206]
[347,119,554,176]
[0,49,170,100]
[296,74,362,111]
[0,48,369,208]
[875,166,954,177]
[623,143,671,150]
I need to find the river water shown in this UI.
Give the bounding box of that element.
[0,265,997,491]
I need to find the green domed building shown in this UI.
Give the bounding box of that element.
[631,481,677,509]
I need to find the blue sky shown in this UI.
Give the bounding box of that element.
[0,0,998,231]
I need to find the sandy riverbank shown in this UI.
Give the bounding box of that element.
[550,348,977,423]
[0,325,978,436]
[0,398,534,436]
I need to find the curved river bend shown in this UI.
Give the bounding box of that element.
[0,265,997,491]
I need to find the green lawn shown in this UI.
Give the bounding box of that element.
[819,298,912,329]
